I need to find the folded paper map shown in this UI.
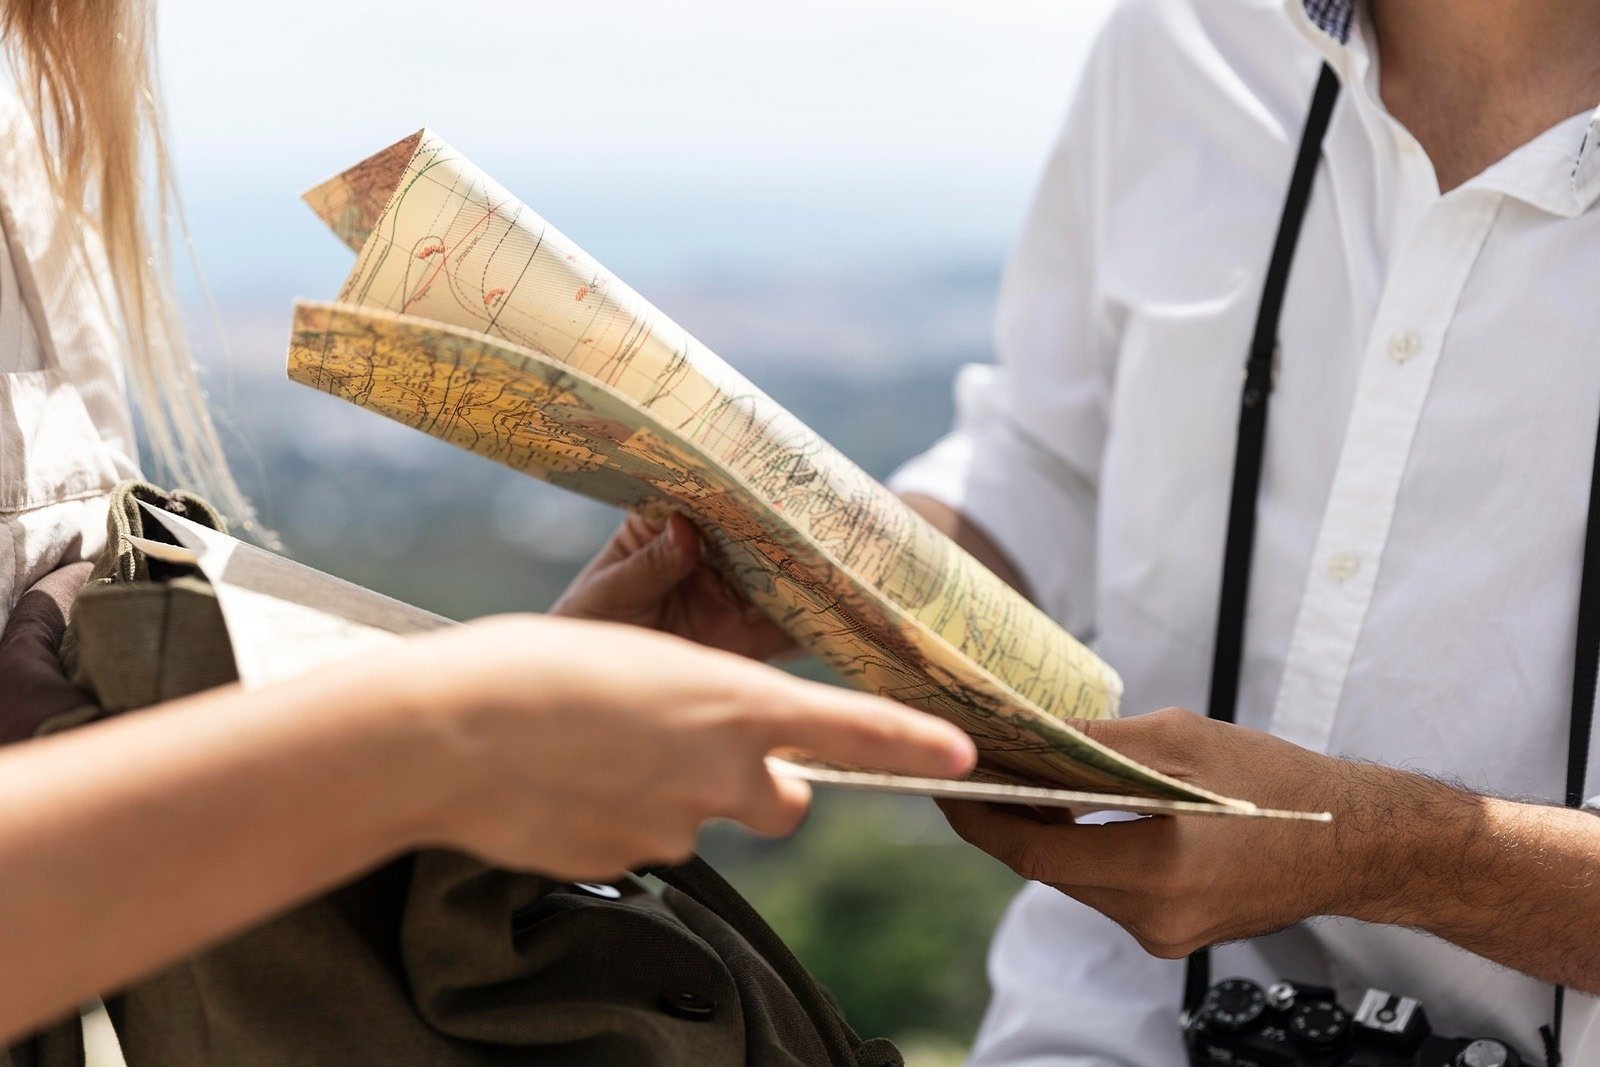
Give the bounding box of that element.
[284,130,1278,814]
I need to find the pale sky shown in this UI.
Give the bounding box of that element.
[157,0,1117,301]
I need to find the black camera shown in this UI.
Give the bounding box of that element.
[1182,978,1522,1066]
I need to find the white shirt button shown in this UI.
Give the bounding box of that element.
[1326,551,1360,582]
[1387,329,1421,363]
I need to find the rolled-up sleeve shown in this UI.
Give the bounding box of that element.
[889,40,1118,640]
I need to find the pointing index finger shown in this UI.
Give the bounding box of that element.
[765,684,977,781]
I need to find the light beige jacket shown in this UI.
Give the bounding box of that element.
[0,91,138,630]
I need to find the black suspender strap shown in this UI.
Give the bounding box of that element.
[1565,422,1600,812]
[1541,367,1600,1065]
[1183,59,1599,1067]
[1205,61,1341,733]
[1182,62,1340,1016]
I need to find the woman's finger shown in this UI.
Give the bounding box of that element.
[761,683,976,780]
[734,770,813,839]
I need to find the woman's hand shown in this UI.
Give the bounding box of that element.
[0,608,970,1044]
[395,614,975,880]
[553,512,797,660]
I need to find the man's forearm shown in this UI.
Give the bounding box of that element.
[901,493,1035,602]
[900,492,1600,987]
[941,710,1600,994]
[1360,772,1600,991]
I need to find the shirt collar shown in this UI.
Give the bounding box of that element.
[1282,0,1600,216]
[1574,111,1600,208]
[1475,109,1600,217]
[1298,0,1355,44]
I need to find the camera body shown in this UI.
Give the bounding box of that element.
[1182,978,1521,1067]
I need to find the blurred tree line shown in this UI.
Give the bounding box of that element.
[703,792,1021,1051]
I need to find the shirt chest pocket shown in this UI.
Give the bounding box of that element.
[1103,297,1253,541]
[0,367,117,513]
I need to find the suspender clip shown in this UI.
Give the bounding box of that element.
[1242,343,1279,409]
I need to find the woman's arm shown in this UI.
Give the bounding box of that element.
[0,615,973,1043]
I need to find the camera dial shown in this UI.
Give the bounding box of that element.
[1455,1039,1519,1067]
[1287,998,1350,1049]
[1199,978,1268,1033]
[1184,977,1524,1067]
[1265,981,1297,1010]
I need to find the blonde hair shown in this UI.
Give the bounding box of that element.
[2,0,253,526]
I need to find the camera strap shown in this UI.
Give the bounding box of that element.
[1542,389,1600,1064]
[1184,60,1595,1067]
[1183,59,1340,1018]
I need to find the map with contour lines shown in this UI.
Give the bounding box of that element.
[287,129,1248,806]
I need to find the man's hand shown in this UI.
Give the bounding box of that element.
[940,707,1600,992]
[553,512,796,660]
[941,708,1372,957]
[560,496,1027,659]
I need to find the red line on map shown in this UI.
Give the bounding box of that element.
[402,199,504,312]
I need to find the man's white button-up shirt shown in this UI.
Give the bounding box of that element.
[890,0,1600,1062]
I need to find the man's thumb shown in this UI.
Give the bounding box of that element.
[596,515,699,606]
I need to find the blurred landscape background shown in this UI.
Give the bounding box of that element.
[154,0,1115,1055]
